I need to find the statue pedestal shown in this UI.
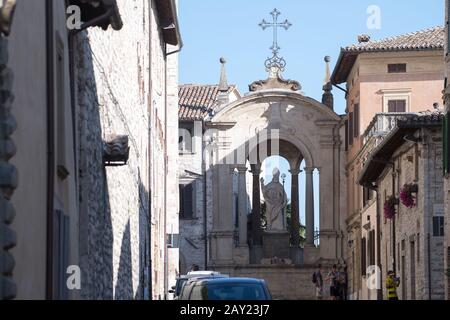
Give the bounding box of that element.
[262,232,290,260]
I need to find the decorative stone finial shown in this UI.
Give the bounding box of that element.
[217,57,230,104]
[322,56,334,110]
[218,57,229,93]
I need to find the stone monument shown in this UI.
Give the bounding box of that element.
[261,168,291,263]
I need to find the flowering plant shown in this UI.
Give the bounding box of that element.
[384,196,398,220]
[400,183,418,208]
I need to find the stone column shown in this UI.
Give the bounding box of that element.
[290,169,301,247]
[250,164,262,246]
[305,167,315,246]
[237,166,248,246]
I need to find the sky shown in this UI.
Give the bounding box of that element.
[178,0,445,231]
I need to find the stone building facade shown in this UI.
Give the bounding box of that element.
[0,0,181,300]
[74,0,181,300]
[359,111,445,300]
[178,80,241,274]
[444,0,450,300]
[331,27,445,299]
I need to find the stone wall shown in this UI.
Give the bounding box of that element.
[379,128,444,300]
[76,0,173,300]
[179,120,206,273]
[213,265,320,300]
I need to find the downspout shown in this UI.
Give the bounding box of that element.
[148,1,154,300]
[45,0,55,300]
[147,0,153,300]
[376,188,382,300]
[203,124,208,270]
[428,233,432,300]
[164,42,169,299]
[392,163,396,276]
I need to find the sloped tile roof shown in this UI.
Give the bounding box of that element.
[344,26,444,52]
[179,84,235,121]
[331,26,444,84]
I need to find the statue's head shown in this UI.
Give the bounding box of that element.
[272,167,280,182]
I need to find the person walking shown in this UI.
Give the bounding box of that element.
[312,264,324,300]
[326,264,339,300]
[386,270,400,301]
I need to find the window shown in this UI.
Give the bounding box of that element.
[369,230,376,266]
[354,104,360,138]
[388,64,407,73]
[363,187,374,208]
[388,100,406,113]
[444,110,450,175]
[56,34,67,180]
[361,237,367,276]
[179,122,194,153]
[179,183,194,219]
[349,112,354,146]
[433,216,445,237]
[344,119,349,151]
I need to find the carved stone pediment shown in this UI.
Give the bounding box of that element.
[249,73,301,92]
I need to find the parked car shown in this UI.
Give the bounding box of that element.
[170,271,228,299]
[179,277,272,300]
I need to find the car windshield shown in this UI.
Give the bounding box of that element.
[201,283,267,300]
[176,278,188,296]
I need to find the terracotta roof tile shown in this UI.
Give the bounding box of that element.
[179,84,235,121]
[332,26,444,84]
[344,26,444,52]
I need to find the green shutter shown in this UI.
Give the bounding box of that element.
[444,111,450,175]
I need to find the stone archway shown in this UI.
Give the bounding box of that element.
[205,81,346,299]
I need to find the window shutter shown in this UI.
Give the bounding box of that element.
[361,237,367,276]
[180,183,194,219]
[354,104,360,138]
[344,119,349,151]
[349,112,354,146]
[444,111,450,175]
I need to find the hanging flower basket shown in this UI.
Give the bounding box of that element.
[384,196,398,220]
[400,183,418,208]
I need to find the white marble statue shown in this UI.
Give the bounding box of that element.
[260,168,288,232]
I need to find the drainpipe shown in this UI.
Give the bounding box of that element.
[376,188,382,300]
[164,42,169,300]
[392,164,396,276]
[203,124,208,270]
[45,0,55,300]
[147,0,153,301]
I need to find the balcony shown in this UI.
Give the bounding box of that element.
[363,112,416,147]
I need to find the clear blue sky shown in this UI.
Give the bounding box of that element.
[178,0,444,232]
[179,0,444,115]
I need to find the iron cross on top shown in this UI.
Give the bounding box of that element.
[259,8,292,55]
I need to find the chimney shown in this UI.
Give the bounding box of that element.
[358,34,371,43]
[217,57,230,105]
[322,56,334,110]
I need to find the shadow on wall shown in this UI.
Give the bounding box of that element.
[135,177,151,300]
[76,32,115,299]
[115,221,132,299]
[76,33,152,300]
